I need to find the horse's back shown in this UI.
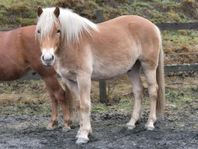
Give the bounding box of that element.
[90,15,161,79]
[0,29,25,80]
[97,15,160,42]
[96,15,161,60]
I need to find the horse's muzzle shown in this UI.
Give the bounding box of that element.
[41,53,55,66]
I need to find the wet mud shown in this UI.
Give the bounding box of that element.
[0,104,197,149]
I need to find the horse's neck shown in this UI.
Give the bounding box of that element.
[56,39,90,70]
[60,37,87,53]
[58,42,80,62]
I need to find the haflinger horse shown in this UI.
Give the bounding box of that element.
[0,25,73,131]
[36,7,165,144]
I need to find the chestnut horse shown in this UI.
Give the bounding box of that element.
[36,7,165,144]
[0,25,72,130]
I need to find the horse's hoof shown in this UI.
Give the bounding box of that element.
[76,137,89,144]
[46,126,56,130]
[145,125,155,130]
[46,124,58,130]
[127,125,135,130]
[46,121,58,130]
[62,127,71,132]
[126,123,135,130]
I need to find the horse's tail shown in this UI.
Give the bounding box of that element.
[156,37,165,116]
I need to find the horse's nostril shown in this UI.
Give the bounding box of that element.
[41,55,45,61]
[51,55,54,60]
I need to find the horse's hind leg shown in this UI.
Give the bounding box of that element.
[142,62,158,130]
[127,61,143,129]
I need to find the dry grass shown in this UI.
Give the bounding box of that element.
[0,80,49,105]
[1,0,198,28]
[0,75,197,116]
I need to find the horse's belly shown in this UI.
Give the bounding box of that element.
[0,65,28,81]
[0,53,30,80]
[91,62,133,80]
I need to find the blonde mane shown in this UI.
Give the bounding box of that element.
[36,7,98,42]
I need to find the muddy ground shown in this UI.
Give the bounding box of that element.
[0,75,197,149]
[0,111,197,149]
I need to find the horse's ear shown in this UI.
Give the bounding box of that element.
[37,7,43,17]
[54,7,60,18]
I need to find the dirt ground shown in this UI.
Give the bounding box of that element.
[0,75,197,149]
[0,111,197,149]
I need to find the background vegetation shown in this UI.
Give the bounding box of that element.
[1,0,198,27]
[0,0,197,64]
[0,0,197,109]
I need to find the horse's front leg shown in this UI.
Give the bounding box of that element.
[75,74,92,144]
[47,92,59,130]
[43,76,71,130]
[61,73,92,144]
[59,89,72,131]
[42,77,58,129]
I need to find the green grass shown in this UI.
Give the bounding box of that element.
[162,30,198,51]
[0,78,197,116]
[1,0,198,27]
[0,0,55,27]
[93,86,197,114]
[92,98,132,113]
[1,0,198,56]
[165,86,198,113]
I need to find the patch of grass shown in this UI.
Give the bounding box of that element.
[0,102,51,116]
[92,103,108,113]
[1,0,198,27]
[163,30,198,47]
[0,0,54,27]
[92,98,132,114]
[166,87,197,109]
[162,30,198,64]
[0,77,197,118]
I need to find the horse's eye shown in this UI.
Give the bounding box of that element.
[57,29,61,33]
[37,30,41,34]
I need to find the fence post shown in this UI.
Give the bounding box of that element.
[99,80,107,103]
[95,10,107,103]
[95,9,104,23]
